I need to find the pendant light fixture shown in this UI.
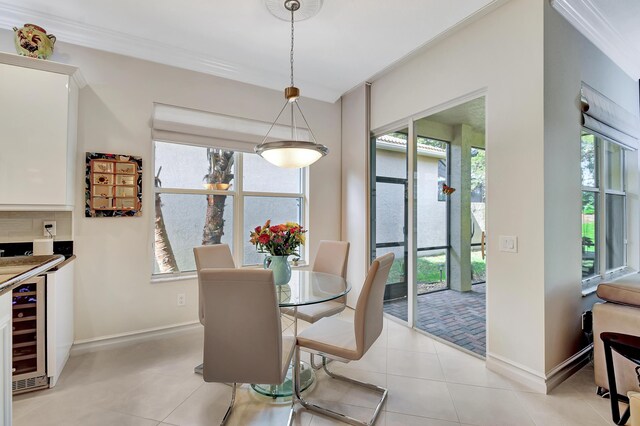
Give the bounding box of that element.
[255,0,328,169]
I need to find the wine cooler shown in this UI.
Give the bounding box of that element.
[11,276,47,394]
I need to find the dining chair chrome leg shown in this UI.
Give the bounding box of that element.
[289,342,304,426]
[310,353,334,370]
[220,382,237,425]
[311,354,333,370]
[287,406,295,426]
[293,349,387,426]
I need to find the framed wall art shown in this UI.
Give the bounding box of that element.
[85,152,142,217]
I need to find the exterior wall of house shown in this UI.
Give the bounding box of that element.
[375,149,447,250]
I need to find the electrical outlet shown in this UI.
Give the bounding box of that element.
[177,293,186,306]
[43,221,57,237]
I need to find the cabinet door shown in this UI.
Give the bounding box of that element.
[0,63,70,206]
[46,260,74,387]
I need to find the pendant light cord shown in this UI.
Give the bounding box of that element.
[258,0,322,147]
[290,6,295,87]
[290,5,296,140]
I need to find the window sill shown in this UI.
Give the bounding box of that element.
[150,263,309,284]
[581,284,598,297]
[151,273,197,284]
[581,267,636,297]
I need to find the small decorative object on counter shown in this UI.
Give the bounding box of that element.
[85,152,143,217]
[250,220,306,285]
[13,24,56,59]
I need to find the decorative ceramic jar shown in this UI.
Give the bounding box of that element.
[263,255,291,285]
[13,24,56,59]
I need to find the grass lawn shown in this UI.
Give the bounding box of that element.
[582,220,596,253]
[387,251,486,286]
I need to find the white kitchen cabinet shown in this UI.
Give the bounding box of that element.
[46,258,75,387]
[0,291,10,425]
[0,53,84,210]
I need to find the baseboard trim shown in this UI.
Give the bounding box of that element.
[545,344,593,392]
[486,344,593,394]
[486,352,548,393]
[70,321,201,357]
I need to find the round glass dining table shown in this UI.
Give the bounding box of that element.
[251,269,350,398]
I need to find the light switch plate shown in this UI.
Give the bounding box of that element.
[43,221,57,237]
[499,235,517,253]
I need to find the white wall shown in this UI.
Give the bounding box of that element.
[353,0,639,387]
[368,0,548,378]
[543,3,640,370]
[0,30,342,342]
[341,85,369,307]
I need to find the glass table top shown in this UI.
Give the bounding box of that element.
[275,270,350,308]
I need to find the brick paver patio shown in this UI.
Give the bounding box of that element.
[384,284,486,356]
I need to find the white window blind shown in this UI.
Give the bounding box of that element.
[580,83,640,150]
[151,103,310,153]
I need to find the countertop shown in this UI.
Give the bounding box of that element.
[0,255,64,296]
[47,254,76,272]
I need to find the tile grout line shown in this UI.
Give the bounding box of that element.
[160,381,206,424]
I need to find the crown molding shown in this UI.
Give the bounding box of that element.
[0,2,341,102]
[0,51,87,88]
[550,0,640,80]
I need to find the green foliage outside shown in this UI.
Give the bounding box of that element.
[386,251,486,286]
[581,133,596,187]
[582,192,595,215]
[470,149,486,201]
[582,222,595,253]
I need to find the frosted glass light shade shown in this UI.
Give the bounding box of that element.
[256,141,328,169]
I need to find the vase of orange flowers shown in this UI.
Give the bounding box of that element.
[250,220,306,285]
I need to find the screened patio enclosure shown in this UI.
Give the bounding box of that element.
[371,97,487,356]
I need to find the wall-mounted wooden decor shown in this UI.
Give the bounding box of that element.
[85,152,142,217]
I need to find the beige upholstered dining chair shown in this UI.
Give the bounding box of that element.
[193,244,235,374]
[300,240,350,322]
[282,240,349,321]
[281,240,350,368]
[291,252,394,426]
[201,268,295,425]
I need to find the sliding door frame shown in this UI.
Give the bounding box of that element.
[371,88,488,330]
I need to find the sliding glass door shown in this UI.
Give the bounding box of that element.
[371,97,487,354]
[371,130,408,321]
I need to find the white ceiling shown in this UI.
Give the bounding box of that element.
[0,0,501,102]
[552,0,640,81]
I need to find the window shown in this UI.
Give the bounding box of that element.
[581,131,627,282]
[153,141,305,276]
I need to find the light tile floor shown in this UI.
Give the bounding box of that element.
[13,309,619,426]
